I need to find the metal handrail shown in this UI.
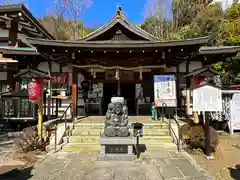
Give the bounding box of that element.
[54,103,73,152]
[161,102,181,151]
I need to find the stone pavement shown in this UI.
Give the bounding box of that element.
[1,150,212,180]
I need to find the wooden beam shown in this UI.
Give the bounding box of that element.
[8,18,19,46]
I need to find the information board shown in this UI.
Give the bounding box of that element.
[193,85,222,112]
[154,75,176,107]
[231,93,240,131]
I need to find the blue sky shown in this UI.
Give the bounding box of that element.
[26,0,172,28]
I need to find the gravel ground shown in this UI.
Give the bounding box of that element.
[188,133,240,180]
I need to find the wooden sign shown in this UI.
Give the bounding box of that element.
[154,75,177,107]
[193,84,222,112]
[105,71,134,81]
[51,73,68,84]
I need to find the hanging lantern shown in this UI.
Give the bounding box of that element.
[28,77,43,104]
[115,68,120,80]
[139,68,143,80]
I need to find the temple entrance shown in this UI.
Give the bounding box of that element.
[103,82,135,114]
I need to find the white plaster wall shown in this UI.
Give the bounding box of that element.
[0,72,7,80]
[38,62,60,73]
[0,28,8,37]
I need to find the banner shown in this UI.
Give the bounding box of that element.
[28,77,43,104]
[154,75,176,107]
[51,73,68,84]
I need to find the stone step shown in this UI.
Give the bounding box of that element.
[68,135,173,144]
[62,143,100,151]
[72,128,170,136]
[62,142,177,151]
[73,123,169,129]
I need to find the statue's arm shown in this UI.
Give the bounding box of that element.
[105,112,113,126]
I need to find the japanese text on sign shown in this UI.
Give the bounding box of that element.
[51,73,68,84]
[154,75,176,107]
[193,85,222,112]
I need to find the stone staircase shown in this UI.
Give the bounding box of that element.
[62,117,177,151]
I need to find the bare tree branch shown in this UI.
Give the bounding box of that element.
[52,0,92,40]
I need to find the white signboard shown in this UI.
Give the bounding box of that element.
[154,75,176,107]
[231,93,240,131]
[193,85,222,112]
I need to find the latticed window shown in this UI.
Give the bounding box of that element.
[20,99,32,117]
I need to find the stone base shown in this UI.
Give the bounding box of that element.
[97,135,136,161]
[97,153,136,161]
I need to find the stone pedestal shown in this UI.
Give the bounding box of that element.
[97,135,136,161]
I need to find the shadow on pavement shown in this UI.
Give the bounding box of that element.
[0,166,33,180]
[229,164,240,180]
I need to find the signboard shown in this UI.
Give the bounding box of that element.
[193,85,222,112]
[51,73,68,84]
[231,93,240,131]
[154,75,176,107]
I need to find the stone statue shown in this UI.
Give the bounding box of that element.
[104,97,130,137]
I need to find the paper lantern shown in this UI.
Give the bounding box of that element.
[28,77,43,103]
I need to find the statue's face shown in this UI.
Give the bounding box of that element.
[114,102,123,114]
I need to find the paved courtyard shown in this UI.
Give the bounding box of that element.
[1,150,211,180]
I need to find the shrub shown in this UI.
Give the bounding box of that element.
[14,126,49,153]
[180,123,219,153]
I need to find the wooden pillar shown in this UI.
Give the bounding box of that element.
[47,60,52,120]
[72,67,78,118]
[59,65,62,107]
[7,18,19,46]
[185,60,191,120]
[176,64,180,110]
[38,77,44,138]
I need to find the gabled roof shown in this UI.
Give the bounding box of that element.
[13,68,52,79]
[24,36,210,48]
[78,7,159,41]
[0,4,54,40]
[182,65,222,78]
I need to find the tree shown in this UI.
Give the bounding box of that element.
[215,3,240,84]
[51,0,92,40]
[193,3,223,43]
[172,0,212,28]
[216,3,240,46]
[143,0,172,40]
[39,15,70,40]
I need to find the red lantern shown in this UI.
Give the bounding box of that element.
[28,77,43,104]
